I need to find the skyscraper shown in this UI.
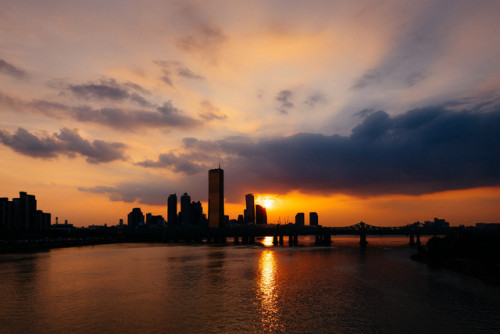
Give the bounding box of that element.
[208,167,224,228]
[295,212,305,226]
[244,193,255,224]
[255,204,267,225]
[310,212,318,226]
[180,193,191,225]
[167,193,177,226]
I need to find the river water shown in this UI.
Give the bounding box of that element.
[0,237,499,333]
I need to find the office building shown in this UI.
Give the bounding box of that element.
[208,167,224,228]
[180,193,191,225]
[128,208,144,228]
[167,193,177,226]
[295,212,305,226]
[310,212,318,226]
[244,194,255,224]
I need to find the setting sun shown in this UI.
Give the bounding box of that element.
[256,195,278,210]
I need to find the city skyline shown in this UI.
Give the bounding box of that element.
[1,1,500,227]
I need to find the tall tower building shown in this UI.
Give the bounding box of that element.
[309,212,318,226]
[244,193,255,224]
[167,193,177,226]
[208,167,224,228]
[180,193,191,225]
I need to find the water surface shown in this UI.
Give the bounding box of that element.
[1,239,498,333]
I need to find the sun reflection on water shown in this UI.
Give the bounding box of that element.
[258,250,282,332]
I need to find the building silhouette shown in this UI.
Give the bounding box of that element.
[190,201,203,225]
[255,204,267,225]
[128,208,144,228]
[310,212,318,226]
[0,192,51,232]
[180,193,191,225]
[295,212,305,226]
[167,193,177,226]
[244,194,255,224]
[208,167,224,228]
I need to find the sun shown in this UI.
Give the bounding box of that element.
[256,195,278,210]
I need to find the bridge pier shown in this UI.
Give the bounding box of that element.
[416,234,421,246]
[359,233,368,248]
[233,235,239,245]
[273,234,278,245]
[409,233,415,247]
[279,234,284,246]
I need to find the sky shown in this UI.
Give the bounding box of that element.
[1,0,500,227]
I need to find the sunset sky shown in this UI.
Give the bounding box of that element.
[1,0,499,227]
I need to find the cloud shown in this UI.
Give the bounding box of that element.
[0,59,27,79]
[0,127,127,163]
[79,176,207,205]
[68,79,153,107]
[177,22,227,53]
[351,2,457,90]
[182,105,500,199]
[304,93,327,107]
[136,152,206,175]
[198,99,227,120]
[275,90,294,114]
[154,60,204,87]
[0,91,201,130]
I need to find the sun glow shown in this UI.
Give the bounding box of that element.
[256,195,278,210]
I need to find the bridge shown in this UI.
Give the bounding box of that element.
[157,222,459,247]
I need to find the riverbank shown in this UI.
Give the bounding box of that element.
[411,232,500,283]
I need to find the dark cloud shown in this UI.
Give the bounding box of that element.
[0,127,127,164]
[198,100,227,121]
[68,79,153,107]
[183,105,500,199]
[276,90,294,114]
[136,152,206,175]
[0,59,27,79]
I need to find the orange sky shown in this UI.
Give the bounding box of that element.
[1,1,499,227]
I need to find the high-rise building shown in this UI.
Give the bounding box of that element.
[180,193,191,225]
[295,212,305,226]
[255,204,267,225]
[208,167,224,228]
[310,212,318,226]
[190,201,203,225]
[167,193,177,226]
[244,194,255,224]
[128,208,144,228]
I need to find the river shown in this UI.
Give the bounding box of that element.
[0,237,499,333]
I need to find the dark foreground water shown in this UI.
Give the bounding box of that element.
[1,237,499,333]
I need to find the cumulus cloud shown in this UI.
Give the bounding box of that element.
[276,90,294,114]
[0,59,27,79]
[0,127,127,163]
